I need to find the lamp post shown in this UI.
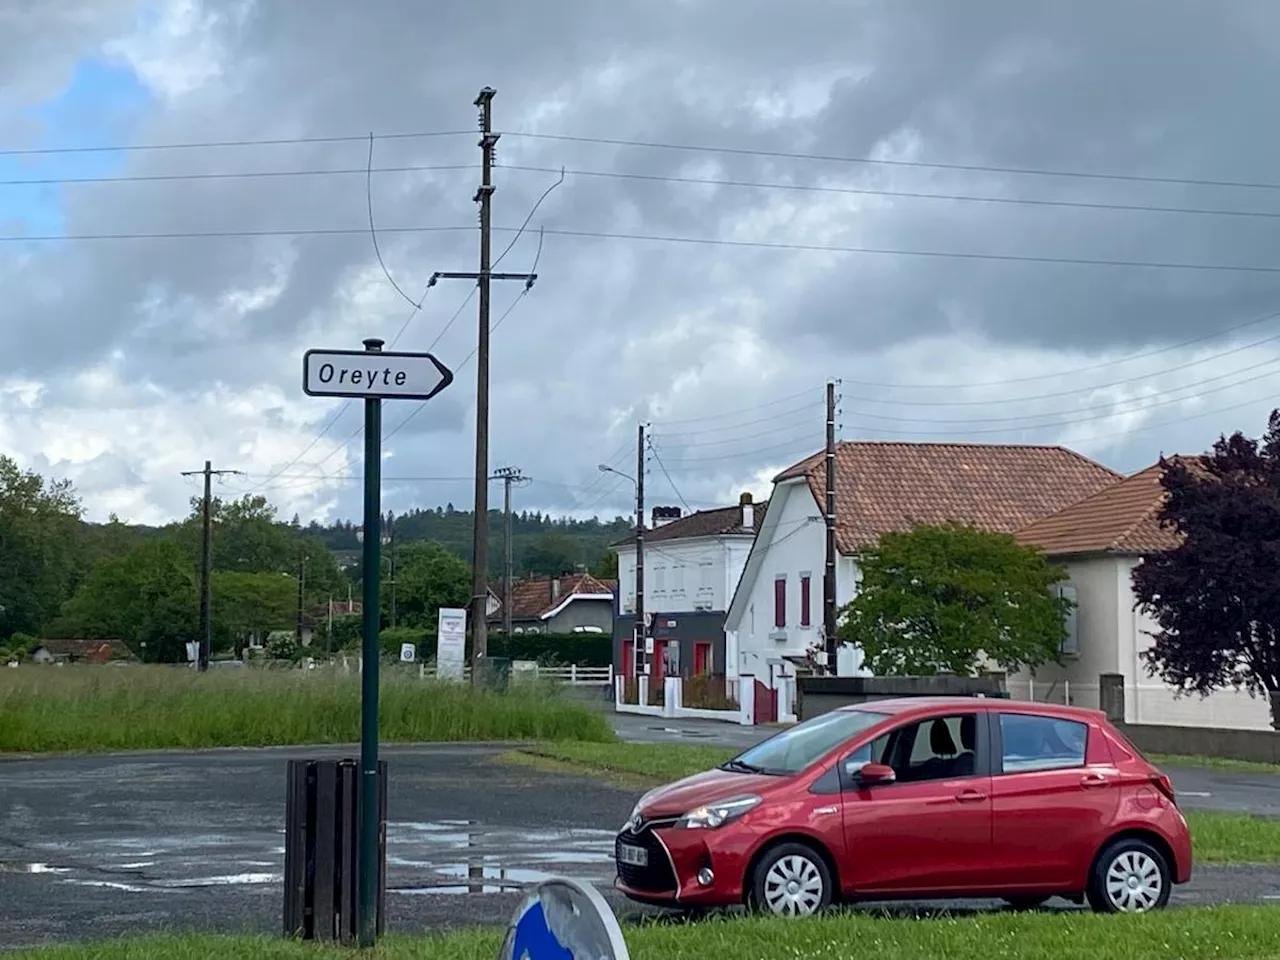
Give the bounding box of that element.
[600,461,644,678]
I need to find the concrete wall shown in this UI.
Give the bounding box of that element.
[1117,721,1280,764]
[797,675,1008,720]
[1008,554,1273,730]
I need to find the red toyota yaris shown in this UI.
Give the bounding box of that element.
[615,697,1191,917]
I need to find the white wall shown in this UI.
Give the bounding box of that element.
[615,535,753,615]
[726,480,826,664]
[1009,554,1273,730]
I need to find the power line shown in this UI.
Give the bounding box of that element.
[502,131,1280,194]
[0,129,474,157]
[653,398,823,439]
[647,436,693,514]
[0,163,476,186]
[366,133,425,310]
[650,387,819,426]
[14,222,1280,276]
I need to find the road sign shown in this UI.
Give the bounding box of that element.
[399,643,416,663]
[437,607,467,680]
[303,348,454,401]
[300,337,456,948]
[498,878,629,960]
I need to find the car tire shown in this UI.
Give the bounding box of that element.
[1002,896,1050,911]
[1087,837,1172,914]
[748,842,834,918]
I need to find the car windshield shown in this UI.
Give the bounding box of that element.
[724,708,888,776]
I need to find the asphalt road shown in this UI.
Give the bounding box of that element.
[2,722,1280,948]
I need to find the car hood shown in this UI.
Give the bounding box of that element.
[637,768,780,820]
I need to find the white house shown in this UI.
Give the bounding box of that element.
[612,493,764,681]
[1015,461,1273,730]
[723,441,1122,684]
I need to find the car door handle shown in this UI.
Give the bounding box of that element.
[955,789,987,803]
[1080,773,1109,788]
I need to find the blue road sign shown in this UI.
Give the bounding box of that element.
[498,878,629,960]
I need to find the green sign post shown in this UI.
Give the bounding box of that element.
[304,338,454,946]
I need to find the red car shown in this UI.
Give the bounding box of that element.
[615,697,1191,917]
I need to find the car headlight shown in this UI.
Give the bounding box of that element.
[675,795,762,830]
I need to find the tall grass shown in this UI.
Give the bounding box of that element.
[0,666,615,753]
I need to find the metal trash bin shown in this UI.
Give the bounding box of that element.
[283,759,387,942]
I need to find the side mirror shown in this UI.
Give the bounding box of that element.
[855,762,896,786]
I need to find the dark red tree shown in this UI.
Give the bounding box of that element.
[1133,410,1280,728]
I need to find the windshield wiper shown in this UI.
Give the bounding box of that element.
[719,759,766,774]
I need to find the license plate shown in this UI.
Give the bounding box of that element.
[618,843,648,867]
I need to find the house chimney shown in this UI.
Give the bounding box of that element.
[740,491,755,530]
[652,506,681,528]
[551,577,561,601]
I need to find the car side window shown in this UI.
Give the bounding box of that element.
[999,713,1088,773]
[844,714,980,785]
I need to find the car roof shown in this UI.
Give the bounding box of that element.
[837,696,1107,723]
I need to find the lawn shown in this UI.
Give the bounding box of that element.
[14,905,1280,959]
[1151,753,1280,775]
[0,667,615,753]
[510,742,1280,865]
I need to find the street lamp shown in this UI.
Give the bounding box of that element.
[598,464,636,487]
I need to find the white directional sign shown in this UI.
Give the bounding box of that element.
[303,349,454,401]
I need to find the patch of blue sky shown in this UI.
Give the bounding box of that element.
[1,58,151,238]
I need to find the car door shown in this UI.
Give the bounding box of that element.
[839,710,995,894]
[988,711,1122,891]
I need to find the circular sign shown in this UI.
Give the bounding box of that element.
[497,877,629,960]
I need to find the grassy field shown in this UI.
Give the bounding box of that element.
[1150,753,1280,775]
[15,905,1280,959]
[509,742,1280,865]
[0,667,615,753]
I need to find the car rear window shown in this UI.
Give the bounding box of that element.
[999,713,1088,773]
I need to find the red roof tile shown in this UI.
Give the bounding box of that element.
[611,500,770,547]
[1018,460,1186,556]
[775,441,1122,553]
[487,573,617,621]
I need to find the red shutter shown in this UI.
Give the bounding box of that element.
[774,577,786,628]
[800,575,811,627]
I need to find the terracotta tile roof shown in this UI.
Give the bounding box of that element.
[34,638,136,662]
[1017,460,1186,556]
[610,500,770,547]
[774,441,1123,553]
[487,573,618,621]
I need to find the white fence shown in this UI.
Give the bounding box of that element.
[413,662,613,687]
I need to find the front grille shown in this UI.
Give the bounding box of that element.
[615,827,677,893]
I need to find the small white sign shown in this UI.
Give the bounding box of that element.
[303,349,453,401]
[399,643,416,663]
[436,606,467,680]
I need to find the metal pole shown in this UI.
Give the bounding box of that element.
[388,511,397,630]
[503,474,513,640]
[823,381,838,673]
[357,337,384,948]
[199,460,212,672]
[470,86,497,688]
[634,424,645,678]
[295,546,306,646]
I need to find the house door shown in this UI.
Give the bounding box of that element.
[621,641,634,678]
[652,641,667,684]
[694,642,712,675]
[753,680,777,724]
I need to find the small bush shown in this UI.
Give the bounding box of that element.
[684,674,739,710]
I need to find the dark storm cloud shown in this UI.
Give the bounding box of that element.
[6,0,1280,521]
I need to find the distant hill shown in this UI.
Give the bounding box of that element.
[300,507,632,577]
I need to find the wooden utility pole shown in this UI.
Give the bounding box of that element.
[431,87,537,688]
[823,381,839,673]
[492,466,528,639]
[387,510,397,629]
[180,461,243,671]
[294,546,308,646]
[634,424,646,677]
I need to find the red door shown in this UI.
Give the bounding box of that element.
[694,642,711,675]
[839,712,994,893]
[621,641,634,678]
[652,641,667,684]
[988,714,1121,890]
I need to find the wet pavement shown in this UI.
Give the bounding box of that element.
[5,733,1280,948]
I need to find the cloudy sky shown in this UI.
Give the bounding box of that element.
[5,0,1280,526]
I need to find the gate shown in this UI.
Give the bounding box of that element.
[753,679,777,724]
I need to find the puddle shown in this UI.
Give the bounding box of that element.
[5,820,620,897]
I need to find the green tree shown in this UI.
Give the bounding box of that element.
[212,571,297,653]
[55,539,198,662]
[593,550,619,579]
[390,541,471,629]
[0,456,82,639]
[838,523,1072,676]
[522,531,582,576]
